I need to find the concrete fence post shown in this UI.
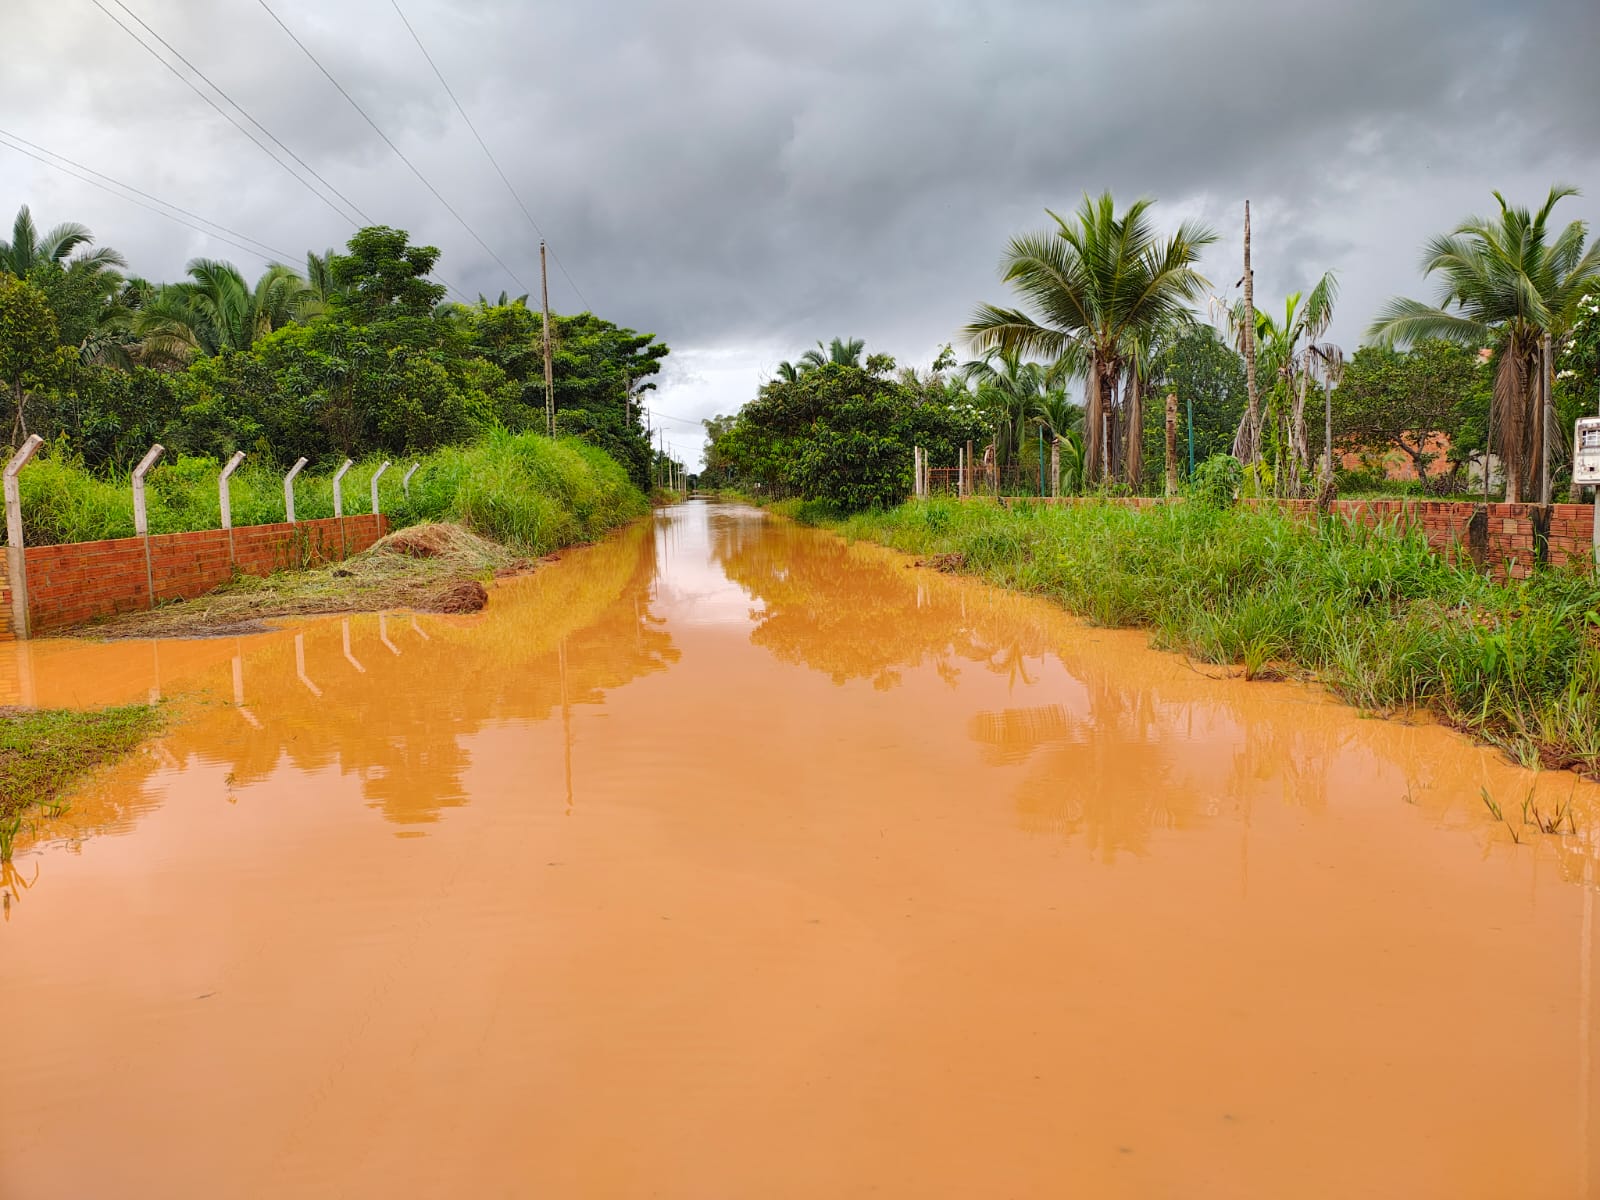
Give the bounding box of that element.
[284,457,308,524]
[132,444,164,609]
[403,461,420,501]
[219,451,246,567]
[370,461,391,517]
[332,459,354,519]
[1052,438,1061,499]
[4,434,44,640]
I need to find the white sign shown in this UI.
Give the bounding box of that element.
[1576,417,1600,486]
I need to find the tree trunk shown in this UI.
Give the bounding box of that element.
[1289,365,1310,497]
[1242,200,1259,465]
[11,379,25,445]
[1122,366,1142,487]
[1495,341,1530,502]
[1164,392,1178,497]
[1083,350,1104,485]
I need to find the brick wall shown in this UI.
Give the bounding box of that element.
[4,514,388,639]
[0,552,11,640]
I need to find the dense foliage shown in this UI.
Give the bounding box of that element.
[704,356,986,509]
[0,209,670,493]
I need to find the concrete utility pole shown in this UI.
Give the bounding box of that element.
[541,240,555,438]
[1541,332,1555,505]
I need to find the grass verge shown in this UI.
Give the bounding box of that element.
[1,704,163,859]
[826,497,1600,777]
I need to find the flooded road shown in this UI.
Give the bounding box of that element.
[4,499,1600,1198]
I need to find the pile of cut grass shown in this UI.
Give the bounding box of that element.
[831,497,1600,777]
[0,704,163,859]
[88,522,520,638]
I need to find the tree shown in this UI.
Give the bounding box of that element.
[959,347,1058,472]
[799,336,866,370]
[1140,325,1246,485]
[966,192,1216,485]
[137,259,313,358]
[0,205,126,277]
[328,226,447,322]
[0,273,65,443]
[1368,186,1600,501]
[1332,341,1490,489]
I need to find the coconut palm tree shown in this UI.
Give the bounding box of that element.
[966,193,1216,485]
[1219,273,1337,495]
[773,360,803,383]
[0,205,127,277]
[798,336,866,370]
[136,259,314,360]
[1368,186,1600,501]
[959,347,1053,470]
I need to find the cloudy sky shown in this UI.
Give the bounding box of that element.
[3,0,1596,466]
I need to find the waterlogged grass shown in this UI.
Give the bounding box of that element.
[12,431,648,556]
[830,498,1600,777]
[0,704,163,860]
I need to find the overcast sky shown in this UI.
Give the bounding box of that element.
[3,0,1596,466]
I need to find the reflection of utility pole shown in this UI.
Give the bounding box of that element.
[1582,856,1594,1195]
[559,638,573,815]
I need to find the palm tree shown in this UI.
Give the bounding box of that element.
[798,336,866,370]
[959,347,1054,471]
[1368,186,1600,501]
[0,205,127,277]
[965,193,1216,485]
[1219,273,1336,495]
[773,360,803,383]
[136,259,313,359]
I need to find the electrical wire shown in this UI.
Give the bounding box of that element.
[0,125,290,261]
[256,0,529,295]
[388,0,590,313]
[0,131,289,264]
[90,0,367,229]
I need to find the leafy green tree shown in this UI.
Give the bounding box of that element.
[966,192,1216,485]
[328,226,447,322]
[1140,325,1246,484]
[1331,341,1490,489]
[1369,186,1600,501]
[0,272,67,443]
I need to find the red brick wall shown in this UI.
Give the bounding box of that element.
[0,554,11,640]
[9,515,388,638]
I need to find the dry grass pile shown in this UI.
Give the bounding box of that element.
[87,523,526,639]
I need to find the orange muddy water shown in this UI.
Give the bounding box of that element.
[3,500,1600,1199]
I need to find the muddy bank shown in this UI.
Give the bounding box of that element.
[79,523,532,640]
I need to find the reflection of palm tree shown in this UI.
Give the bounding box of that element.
[987,641,1037,690]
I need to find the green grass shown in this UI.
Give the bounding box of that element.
[11,431,648,556]
[0,704,164,860]
[828,497,1600,777]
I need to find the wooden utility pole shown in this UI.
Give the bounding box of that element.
[541,240,555,438]
[1165,393,1179,497]
[1242,201,1259,466]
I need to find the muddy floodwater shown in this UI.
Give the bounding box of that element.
[5,500,1600,1198]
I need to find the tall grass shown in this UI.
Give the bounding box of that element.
[834,498,1600,776]
[9,431,647,556]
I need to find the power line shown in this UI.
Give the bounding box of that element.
[0,125,291,261]
[90,0,366,229]
[0,131,290,264]
[109,0,377,229]
[388,0,591,313]
[255,0,529,295]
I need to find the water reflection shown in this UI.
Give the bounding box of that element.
[1,521,679,842]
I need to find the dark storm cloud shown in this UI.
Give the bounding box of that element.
[2,0,1597,458]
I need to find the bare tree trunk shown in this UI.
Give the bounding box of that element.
[1540,331,1554,505]
[1322,375,1334,483]
[1084,351,1104,485]
[1164,392,1179,497]
[1242,200,1259,465]
[11,380,25,446]
[1122,365,1143,487]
